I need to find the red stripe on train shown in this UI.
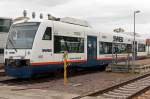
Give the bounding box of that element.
[31,56,147,66]
[31,60,87,66]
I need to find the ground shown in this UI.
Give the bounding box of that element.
[0,71,139,99]
[0,85,78,99]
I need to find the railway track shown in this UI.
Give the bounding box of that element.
[73,73,150,99]
[134,89,150,99]
[0,68,150,98]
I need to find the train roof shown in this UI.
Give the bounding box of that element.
[12,18,146,42]
[25,19,95,32]
[17,17,92,27]
[60,17,92,28]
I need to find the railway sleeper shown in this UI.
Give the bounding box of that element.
[102,93,127,98]
[135,96,150,99]
[144,91,150,95]
[124,84,143,88]
[123,83,148,88]
[118,87,141,91]
[126,83,140,86]
[136,79,150,83]
[81,96,102,99]
[131,83,150,87]
[123,84,140,88]
[138,83,150,87]
[122,87,145,92]
[96,96,112,99]
[121,85,143,89]
[113,89,136,94]
[141,94,150,97]
[107,91,132,97]
[134,81,148,84]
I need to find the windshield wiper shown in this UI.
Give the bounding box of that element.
[8,38,17,52]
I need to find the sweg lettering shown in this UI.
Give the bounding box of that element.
[113,36,123,42]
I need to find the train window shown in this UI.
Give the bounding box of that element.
[54,36,84,53]
[138,44,146,52]
[115,43,127,53]
[6,22,40,49]
[114,43,131,53]
[99,42,132,54]
[42,27,52,40]
[99,42,112,54]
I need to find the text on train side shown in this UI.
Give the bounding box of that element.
[113,36,123,42]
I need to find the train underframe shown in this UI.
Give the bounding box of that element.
[4,55,146,78]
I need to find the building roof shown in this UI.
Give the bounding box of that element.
[0,17,12,20]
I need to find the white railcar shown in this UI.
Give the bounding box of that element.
[4,18,147,78]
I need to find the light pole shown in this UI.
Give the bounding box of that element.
[133,10,140,69]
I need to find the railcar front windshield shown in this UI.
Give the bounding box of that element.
[6,22,40,49]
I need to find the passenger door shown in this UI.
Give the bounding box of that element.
[87,36,97,62]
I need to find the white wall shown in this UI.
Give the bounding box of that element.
[0,54,4,63]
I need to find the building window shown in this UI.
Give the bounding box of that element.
[0,49,4,54]
[42,27,52,40]
[54,36,84,53]
[0,19,12,32]
[126,44,132,53]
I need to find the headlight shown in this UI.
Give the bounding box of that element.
[27,51,31,55]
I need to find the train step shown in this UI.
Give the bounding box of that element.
[106,64,130,73]
[106,61,150,74]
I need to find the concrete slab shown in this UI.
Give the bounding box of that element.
[0,85,78,99]
[0,54,4,64]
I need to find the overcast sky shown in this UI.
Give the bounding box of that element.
[0,0,150,38]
